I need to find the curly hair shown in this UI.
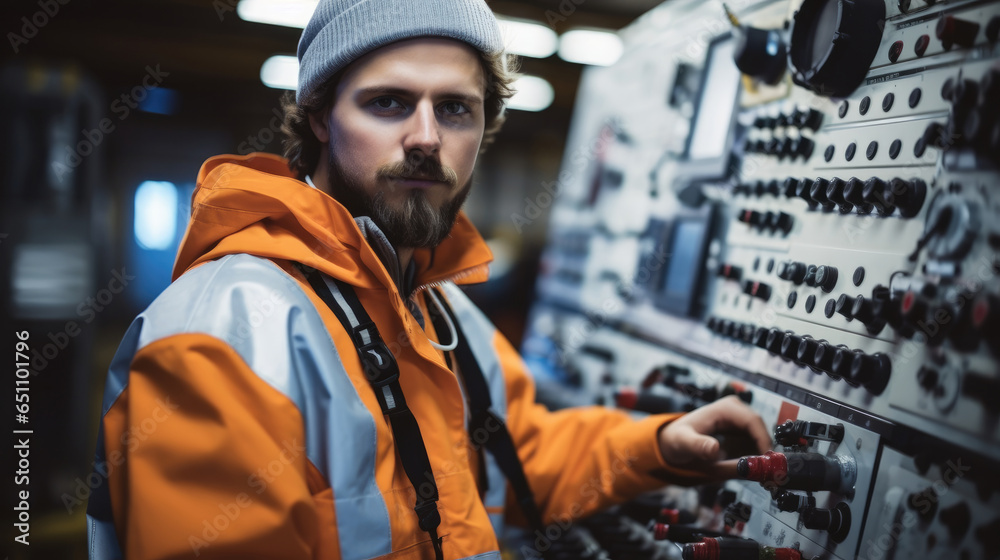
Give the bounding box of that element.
[280,49,518,178]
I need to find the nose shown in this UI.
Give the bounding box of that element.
[402,100,441,158]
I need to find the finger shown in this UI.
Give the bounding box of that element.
[670,425,721,463]
[714,397,773,453]
[705,458,742,480]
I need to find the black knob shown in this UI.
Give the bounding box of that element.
[916,367,939,391]
[783,177,801,198]
[815,266,839,293]
[743,280,772,301]
[781,334,804,361]
[738,209,763,226]
[836,294,857,320]
[885,178,927,218]
[777,261,808,284]
[766,329,788,354]
[851,295,887,334]
[843,178,873,214]
[951,79,980,129]
[777,137,796,159]
[862,178,896,216]
[795,108,824,131]
[810,178,836,211]
[788,0,886,97]
[937,16,980,50]
[768,211,794,235]
[717,263,743,281]
[981,70,1000,107]
[795,178,819,209]
[765,138,782,155]
[803,265,819,287]
[962,371,1000,412]
[796,337,820,364]
[963,107,992,150]
[813,342,836,371]
[939,502,972,540]
[753,327,770,348]
[987,17,1000,43]
[849,352,891,395]
[826,178,853,213]
[792,136,816,160]
[733,184,752,196]
[764,179,781,197]
[734,26,789,85]
[801,503,852,543]
[830,348,856,380]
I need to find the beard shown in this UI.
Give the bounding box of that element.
[325,146,472,249]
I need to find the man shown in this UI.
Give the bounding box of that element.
[86,0,770,558]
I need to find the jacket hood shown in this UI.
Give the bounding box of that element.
[173,152,492,293]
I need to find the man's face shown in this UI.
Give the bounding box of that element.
[310,37,487,249]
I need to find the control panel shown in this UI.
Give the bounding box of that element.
[519,0,1000,558]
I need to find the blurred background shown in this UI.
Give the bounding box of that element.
[0,0,660,557]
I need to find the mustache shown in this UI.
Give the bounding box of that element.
[376,154,459,187]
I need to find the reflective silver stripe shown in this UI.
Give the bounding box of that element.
[488,512,505,539]
[461,551,501,560]
[86,316,145,558]
[440,283,509,526]
[88,254,392,560]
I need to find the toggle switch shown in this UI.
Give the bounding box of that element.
[776,491,817,513]
[774,419,845,447]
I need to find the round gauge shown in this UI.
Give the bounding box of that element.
[788,0,886,97]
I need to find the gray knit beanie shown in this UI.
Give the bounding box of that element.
[296,0,504,103]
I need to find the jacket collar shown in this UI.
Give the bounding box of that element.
[174,152,492,297]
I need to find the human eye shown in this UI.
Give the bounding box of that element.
[369,96,404,113]
[441,101,470,116]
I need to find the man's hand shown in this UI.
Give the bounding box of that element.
[657,395,772,479]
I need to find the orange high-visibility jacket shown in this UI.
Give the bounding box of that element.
[87,153,701,560]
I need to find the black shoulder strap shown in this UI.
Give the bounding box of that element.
[295,264,443,560]
[425,287,548,537]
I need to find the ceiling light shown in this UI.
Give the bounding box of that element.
[497,17,558,58]
[507,76,554,112]
[237,0,317,28]
[260,55,298,90]
[558,28,624,66]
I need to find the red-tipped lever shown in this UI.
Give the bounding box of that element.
[682,537,802,560]
[737,451,857,494]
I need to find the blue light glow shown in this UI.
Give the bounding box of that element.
[134,180,178,250]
